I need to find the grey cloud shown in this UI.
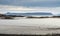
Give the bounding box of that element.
[0,0,60,7]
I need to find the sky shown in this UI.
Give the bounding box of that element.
[0,0,60,14]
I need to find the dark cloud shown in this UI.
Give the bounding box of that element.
[0,0,60,7]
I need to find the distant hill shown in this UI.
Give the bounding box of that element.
[24,12,53,16]
[5,12,53,16]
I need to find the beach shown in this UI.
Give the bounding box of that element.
[0,18,60,35]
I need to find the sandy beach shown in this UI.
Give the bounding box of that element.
[0,18,60,35]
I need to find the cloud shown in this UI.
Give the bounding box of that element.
[0,0,60,15]
[0,5,39,11]
[0,0,60,7]
[0,5,60,14]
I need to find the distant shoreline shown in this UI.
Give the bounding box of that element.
[0,14,60,19]
[0,34,60,36]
